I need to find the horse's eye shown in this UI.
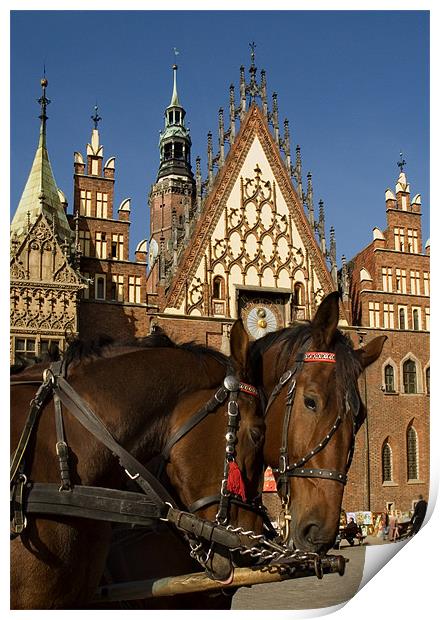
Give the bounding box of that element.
[249,427,263,447]
[304,396,317,411]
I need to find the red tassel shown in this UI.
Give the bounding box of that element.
[227,461,246,501]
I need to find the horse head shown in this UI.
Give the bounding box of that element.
[164,319,265,581]
[254,292,386,555]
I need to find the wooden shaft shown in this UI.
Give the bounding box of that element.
[93,557,346,603]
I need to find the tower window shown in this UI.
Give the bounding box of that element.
[164,143,172,160]
[168,111,174,124]
[175,111,181,124]
[403,359,417,394]
[174,143,183,159]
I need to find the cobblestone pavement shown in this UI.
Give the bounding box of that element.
[231,536,386,610]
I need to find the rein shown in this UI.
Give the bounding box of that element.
[10,361,267,566]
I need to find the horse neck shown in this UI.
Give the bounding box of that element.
[69,347,228,465]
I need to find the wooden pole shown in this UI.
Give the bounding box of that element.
[93,556,346,603]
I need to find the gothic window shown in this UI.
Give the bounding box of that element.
[128,276,141,303]
[407,426,419,480]
[384,365,395,393]
[95,275,106,300]
[412,308,420,331]
[403,359,417,394]
[399,307,406,330]
[293,282,305,306]
[212,276,224,300]
[382,442,393,482]
[426,367,430,395]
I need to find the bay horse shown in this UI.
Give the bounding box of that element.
[250,291,386,554]
[10,320,265,609]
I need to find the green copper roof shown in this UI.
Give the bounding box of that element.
[11,81,72,242]
[169,64,181,108]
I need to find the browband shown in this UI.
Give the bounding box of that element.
[303,352,336,363]
[239,382,259,398]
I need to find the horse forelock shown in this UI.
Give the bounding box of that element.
[250,323,363,419]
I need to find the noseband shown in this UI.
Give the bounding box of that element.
[266,341,358,522]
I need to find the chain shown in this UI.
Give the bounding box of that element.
[225,524,320,565]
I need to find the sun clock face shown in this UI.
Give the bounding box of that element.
[244,305,279,339]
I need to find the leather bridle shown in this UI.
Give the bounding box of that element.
[264,340,360,540]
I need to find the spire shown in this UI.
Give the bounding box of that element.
[157,64,193,181]
[11,76,72,242]
[170,64,180,107]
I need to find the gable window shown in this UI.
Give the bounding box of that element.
[407,229,419,253]
[403,359,417,394]
[407,426,419,480]
[128,276,141,303]
[384,365,395,393]
[111,234,124,260]
[95,232,107,259]
[79,230,91,257]
[212,275,224,300]
[382,443,393,482]
[80,190,92,216]
[394,227,405,251]
[96,192,108,218]
[111,275,124,301]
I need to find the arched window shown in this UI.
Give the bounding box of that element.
[384,365,395,393]
[212,276,224,300]
[426,367,430,395]
[382,442,393,482]
[293,283,304,306]
[407,426,419,480]
[413,309,420,330]
[399,308,406,329]
[403,359,417,394]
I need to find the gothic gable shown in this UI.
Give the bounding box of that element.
[164,104,337,327]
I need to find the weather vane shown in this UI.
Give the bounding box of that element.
[91,104,102,130]
[249,41,256,66]
[397,151,406,173]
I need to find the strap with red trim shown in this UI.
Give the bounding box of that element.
[303,352,336,363]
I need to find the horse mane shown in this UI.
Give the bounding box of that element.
[250,322,363,417]
[63,328,235,373]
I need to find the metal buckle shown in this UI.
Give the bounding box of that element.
[279,454,288,475]
[279,370,293,385]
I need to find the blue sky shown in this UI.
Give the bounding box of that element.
[10,10,429,262]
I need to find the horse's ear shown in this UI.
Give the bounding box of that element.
[311,291,340,349]
[229,319,249,374]
[354,336,387,369]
